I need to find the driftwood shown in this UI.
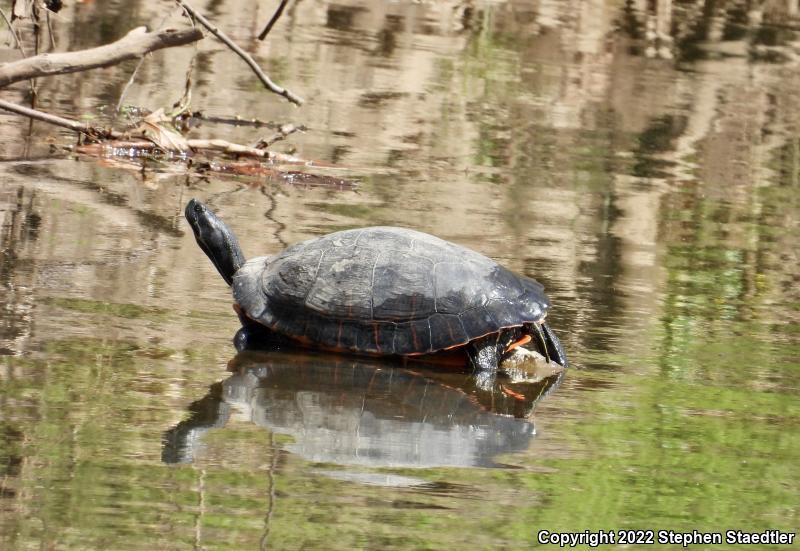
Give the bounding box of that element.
[0,26,204,88]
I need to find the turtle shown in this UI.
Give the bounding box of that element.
[185,198,567,372]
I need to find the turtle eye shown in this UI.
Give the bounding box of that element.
[194,203,204,214]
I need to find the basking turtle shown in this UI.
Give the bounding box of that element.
[185,198,567,371]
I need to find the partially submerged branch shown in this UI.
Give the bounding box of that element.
[0,98,304,164]
[0,26,204,88]
[0,98,121,139]
[85,138,307,163]
[176,0,303,106]
[0,10,313,180]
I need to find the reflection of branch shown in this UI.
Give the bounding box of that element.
[175,1,303,106]
[259,434,279,551]
[1,6,36,95]
[258,0,290,40]
[261,186,288,248]
[114,56,146,114]
[0,7,27,56]
[0,26,204,87]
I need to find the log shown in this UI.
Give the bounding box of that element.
[0,26,204,88]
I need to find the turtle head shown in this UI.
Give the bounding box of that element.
[185,199,246,286]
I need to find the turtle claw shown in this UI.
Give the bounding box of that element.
[540,322,568,368]
[527,322,568,368]
[530,323,551,363]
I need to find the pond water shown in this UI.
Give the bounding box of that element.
[1,1,798,549]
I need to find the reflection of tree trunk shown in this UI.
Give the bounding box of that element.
[0,187,40,355]
[646,0,674,58]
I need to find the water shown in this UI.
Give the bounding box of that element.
[1,1,798,549]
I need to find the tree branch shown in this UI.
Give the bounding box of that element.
[175,0,303,106]
[258,0,290,40]
[0,26,204,88]
[0,98,121,139]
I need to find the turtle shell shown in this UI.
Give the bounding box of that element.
[232,227,550,355]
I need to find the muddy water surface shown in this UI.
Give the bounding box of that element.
[1,1,798,549]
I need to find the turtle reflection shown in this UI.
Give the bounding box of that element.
[163,348,564,468]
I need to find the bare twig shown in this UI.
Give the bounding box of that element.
[253,123,305,149]
[258,0,290,40]
[182,112,280,128]
[172,53,196,117]
[0,26,204,88]
[0,98,121,139]
[187,139,305,161]
[114,55,147,114]
[175,0,303,106]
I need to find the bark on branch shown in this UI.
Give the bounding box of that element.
[0,26,204,88]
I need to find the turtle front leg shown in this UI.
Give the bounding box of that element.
[467,334,501,371]
[466,334,504,390]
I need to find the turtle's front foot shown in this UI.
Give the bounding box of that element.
[466,334,503,391]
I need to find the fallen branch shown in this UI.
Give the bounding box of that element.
[0,98,121,139]
[175,0,303,106]
[0,26,204,88]
[0,99,308,155]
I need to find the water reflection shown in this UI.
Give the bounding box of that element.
[163,347,563,468]
[0,0,798,547]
